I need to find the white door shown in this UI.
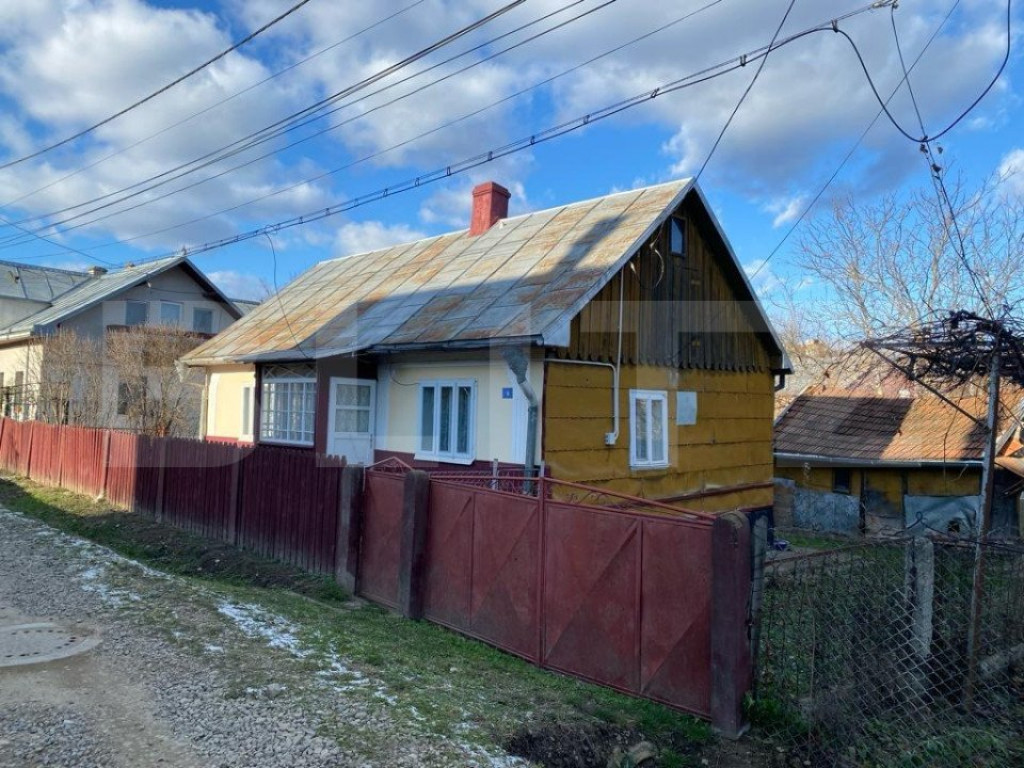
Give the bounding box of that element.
[328,378,376,464]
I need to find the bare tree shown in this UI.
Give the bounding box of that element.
[793,169,1024,341]
[32,330,109,426]
[106,327,204,436]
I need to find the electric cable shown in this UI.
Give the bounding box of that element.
[16,0,894,261]
[0,0,609,246]
[0,0,318,171]
[0,0,430,214]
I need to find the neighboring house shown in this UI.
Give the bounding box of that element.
[0,255,244,433]
[232,299,262,316]
[183,179,791,512]
[775,377,1024,537]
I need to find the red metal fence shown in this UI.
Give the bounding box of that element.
[361,470,719,719]
[0,417,748,727]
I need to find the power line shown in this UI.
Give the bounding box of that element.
[14,0,889,261]
[0,0,430,214]
[0,0,603,247]
[0,0,317,172]
[49,0,729,251]
[747,0,964,281]
[98,0,889,262]
[834,0,1012,144]
[0,0,545,246]
[693,0,798,183]
[889,2,993,316]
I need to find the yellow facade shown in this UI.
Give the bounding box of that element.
[381,351,543,465]
[206,365,256,441]
[778,465,983,524]
[543,363,774,512]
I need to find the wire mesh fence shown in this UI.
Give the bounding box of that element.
[750,531,1024,767]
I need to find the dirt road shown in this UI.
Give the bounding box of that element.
[0,508,513,767]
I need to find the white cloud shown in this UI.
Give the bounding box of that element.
[208,269,268,300]
[333,220,426,257]
[0,0,1014,264]
[765,195,806,228]
[998,147,1024,195]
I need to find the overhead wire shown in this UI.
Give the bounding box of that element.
[0,0,611,248]
[0,0,317,172]
[86,0,892,262]
[8,0,720,253]
[888,2,994,317]
[0,0,430,215]
[692,0,798,183]
[0,0,538,242]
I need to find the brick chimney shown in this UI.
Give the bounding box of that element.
[469,181,510,236]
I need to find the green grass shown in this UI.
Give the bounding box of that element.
[0,472,713,765]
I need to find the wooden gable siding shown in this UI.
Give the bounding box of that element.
[559,196,774,371]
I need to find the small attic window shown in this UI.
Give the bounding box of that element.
[669,217,686,257]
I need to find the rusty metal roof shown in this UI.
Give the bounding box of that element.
[185,178,780,365]
[775,383,1024,464]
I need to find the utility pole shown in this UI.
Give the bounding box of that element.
[963,340,1000,708]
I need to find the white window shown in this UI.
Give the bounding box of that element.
[193,308,214,334]
[160,301,182,326]
[630,390,669,469]
[260,363,316,446]
[240,385,254,440]
[417,380,475,464]
[125,300,148,326]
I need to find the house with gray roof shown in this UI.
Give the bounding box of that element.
[0,255,245,433]
[184,179,790,512]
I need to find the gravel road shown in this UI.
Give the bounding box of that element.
[0,508,518,767]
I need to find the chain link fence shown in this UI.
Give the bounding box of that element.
[749,531,1024,767]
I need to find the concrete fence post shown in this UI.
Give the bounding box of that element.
[398,470,430,619]
[226,446,242,546]
[99,430,112,499]
[711,511,754,739]
[335,464,365,594]
[154,438,168,523]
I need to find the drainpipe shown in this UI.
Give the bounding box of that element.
[541,268,624,445]
[502,347,538,487]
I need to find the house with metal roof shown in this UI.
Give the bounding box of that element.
[0,255,245,431]
[184,178,791,512]
[775,375,1024,537]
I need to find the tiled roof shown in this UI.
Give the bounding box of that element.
[183,179,787,366]
[775,385,1024,463]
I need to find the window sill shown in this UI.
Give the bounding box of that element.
[630,462,670,472]
[414,452,475,466]
[260,438,314,448]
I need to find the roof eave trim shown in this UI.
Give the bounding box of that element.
[774,451,983,469]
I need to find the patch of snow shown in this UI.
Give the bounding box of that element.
[216,602,310,657]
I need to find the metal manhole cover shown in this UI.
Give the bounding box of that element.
[0,623,101,668]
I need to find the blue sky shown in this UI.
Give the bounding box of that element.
[0,0,1019,311]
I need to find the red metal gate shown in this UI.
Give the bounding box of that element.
[358,469,405,607]
[361,469,717,718]
[422,479,542,662]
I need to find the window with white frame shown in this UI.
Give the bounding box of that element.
[260,363,316,445]
[240,385,254,440]
[417,380,475,463]
[630,389,669,469]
